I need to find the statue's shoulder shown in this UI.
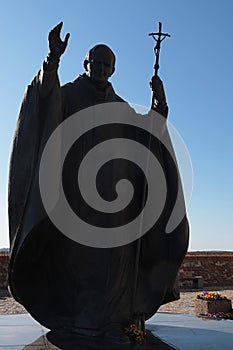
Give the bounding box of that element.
[61,74,88,93]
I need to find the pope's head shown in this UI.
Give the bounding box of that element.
[84,44,116,84]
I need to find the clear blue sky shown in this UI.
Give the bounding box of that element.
[1,0,233,251]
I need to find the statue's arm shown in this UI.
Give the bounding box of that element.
[150,75,168,118]
[38,22,70,98]
[38,55,60,98]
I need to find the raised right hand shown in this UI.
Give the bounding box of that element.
[48,22,70,59]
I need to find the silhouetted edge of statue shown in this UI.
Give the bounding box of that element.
[8,22,189,344]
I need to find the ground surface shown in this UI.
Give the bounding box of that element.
[1,288,233,315]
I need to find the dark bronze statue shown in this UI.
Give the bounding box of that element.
[8,22,189,346]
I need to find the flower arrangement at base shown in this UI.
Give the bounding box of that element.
[199,312,233,320]
[196,291,229,301]
[124,324,145,343]
[195,291,232,317]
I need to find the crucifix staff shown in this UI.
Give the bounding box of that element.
[149,22,171,109]
[149,21,171,76]
[129,22,171,340]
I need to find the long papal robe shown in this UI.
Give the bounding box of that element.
[8,61,189,333]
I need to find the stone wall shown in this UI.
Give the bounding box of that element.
[179,251,233,289]
[1,251,233,289]
[0,252,9,288]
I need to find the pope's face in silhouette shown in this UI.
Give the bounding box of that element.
[86,46,115,84]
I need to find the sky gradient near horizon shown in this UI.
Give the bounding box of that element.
[1,0,233,251]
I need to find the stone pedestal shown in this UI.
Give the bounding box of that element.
[29,330,175,349]
[195,299,232,315]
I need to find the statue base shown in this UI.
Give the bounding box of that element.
[23,330,176,349]
[47,330,175,349]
